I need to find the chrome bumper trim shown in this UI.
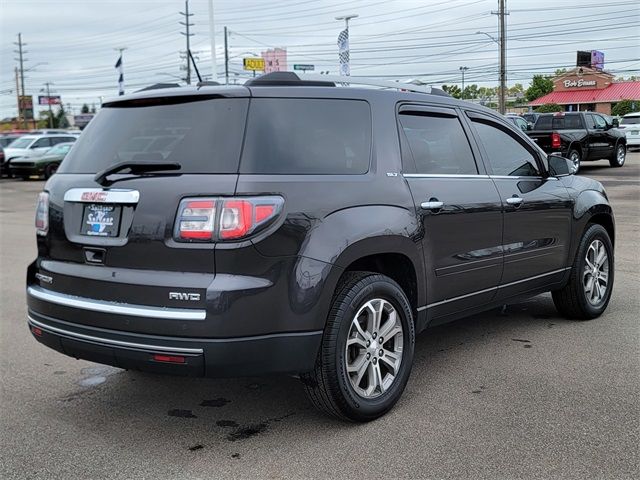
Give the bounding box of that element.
[27,315,204,354]
[27,285,206,320]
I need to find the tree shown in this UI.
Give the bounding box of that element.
[535,103,563,113]
[462,84,479,99]
[441,84,461,98]
[554,68,568,76]
[525,75,554,102]
[81,103,90,114]
[612,99,640,117]
[56,103,69,128]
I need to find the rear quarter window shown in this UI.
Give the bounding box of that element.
[240,98,371,174]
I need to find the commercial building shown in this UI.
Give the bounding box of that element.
[529,66,640,115]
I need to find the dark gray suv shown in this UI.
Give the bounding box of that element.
[27,73,615,421]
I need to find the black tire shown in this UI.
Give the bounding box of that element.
[608,143,625,168]
[44,163,58,179]
[20,175,30,180]
[300,272,415,422]
[552,224,614,320]
[567,149,581,173]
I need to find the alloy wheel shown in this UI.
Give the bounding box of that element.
[616,145,625,165]
[345,298,403,399]
[583,239,610,305]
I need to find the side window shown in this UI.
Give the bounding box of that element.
[585,114,597,129]
[471,119,541,177]
[593,114,607,129]
[31,138,51,148]
[399,113,478,175]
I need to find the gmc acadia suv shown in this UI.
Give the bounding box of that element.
[27,73,615,421]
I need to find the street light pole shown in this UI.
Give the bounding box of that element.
[43,82,54,128]
[459,66,469,99]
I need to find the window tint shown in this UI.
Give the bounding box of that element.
[240,99,371,174]
[621,116,640,125]
[59,98,249,174]
[592,114,607,128]
[32,138,52,148]
[585,114,596,129]
[472,120,540,177]
[399,113,477,175]
[534,115,552,130]
[51,136,75,145]
[534,114,583,130]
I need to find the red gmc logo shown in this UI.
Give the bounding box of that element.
[81,192,108,202]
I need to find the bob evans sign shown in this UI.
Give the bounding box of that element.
[563,78,597,88]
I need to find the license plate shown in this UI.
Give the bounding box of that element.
[82,204,121,237]
[630,131,639,135]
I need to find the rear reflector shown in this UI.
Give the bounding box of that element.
[31,326,43,337]
[152,354,186,364]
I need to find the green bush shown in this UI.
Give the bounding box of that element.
[535,103,564,113]
[611,100,639,117]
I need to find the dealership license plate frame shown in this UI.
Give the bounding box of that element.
[81,203,122,237]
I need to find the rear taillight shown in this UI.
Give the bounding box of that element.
[175,196,283,242]
[35,192,49,236]
[551,132,561,149]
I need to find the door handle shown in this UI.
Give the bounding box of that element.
[506,195,523,206]
[421,200,444,210]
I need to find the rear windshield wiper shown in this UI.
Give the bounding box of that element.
[94,161,181,185]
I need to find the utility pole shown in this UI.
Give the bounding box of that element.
[13,33,27,128]
[492,0,509,114]
[335,14,358,76]
[180,0,194,84]
[43,82,54,128]
[459,66,469,100]
[208,0,217,81]
[14,67,22,127]
[224,26,229,85]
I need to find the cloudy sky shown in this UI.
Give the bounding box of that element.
[1,0,639,119]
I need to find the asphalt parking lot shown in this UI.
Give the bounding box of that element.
[1,153,638,480]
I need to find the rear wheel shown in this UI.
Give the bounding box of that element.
[44,163,58,179]
[301,272,415,422]
[552,224,614,320]
[568,149,581,173]
[609,143,625,168]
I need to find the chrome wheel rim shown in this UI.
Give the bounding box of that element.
[345,298,403,399]
[616,146,625,165]
[583,239,610,306]
[570,151,580,169]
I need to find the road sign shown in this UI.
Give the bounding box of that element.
[243,57,265,72]
[293,64,315,72]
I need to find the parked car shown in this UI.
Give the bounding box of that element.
[618,112,640,149]
[1,134,78,176]
[505,114,531,132]
[0,134,23,148]
[526,112,626,171]
[26,72,616,421]
[9,142,74,179]
[521,112,541,125]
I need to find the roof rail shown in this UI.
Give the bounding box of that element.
[136,82,181,92]
[245,72,449,96]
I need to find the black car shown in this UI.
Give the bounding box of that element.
[27,73,615,422]
[527,112,626,171]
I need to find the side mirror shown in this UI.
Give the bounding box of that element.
[612,118,619,128]
[527,122,534,131]
[548,153,576,177]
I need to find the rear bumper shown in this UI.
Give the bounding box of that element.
[27,310,322,378]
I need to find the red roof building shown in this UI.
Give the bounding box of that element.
[529,67,640,115]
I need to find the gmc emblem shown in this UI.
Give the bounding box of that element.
[169,292,201,301]
[81,191,108,202]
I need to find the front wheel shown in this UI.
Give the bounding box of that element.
[552,224,614,320]
[301,272,415,422]
[609,143,625,168]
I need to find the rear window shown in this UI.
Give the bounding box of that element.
[535,114,583,130]
[58,98,249,174]
[240,98,371,174]
[621,116,640,125]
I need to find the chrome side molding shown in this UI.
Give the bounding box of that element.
[27,285,206,320]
